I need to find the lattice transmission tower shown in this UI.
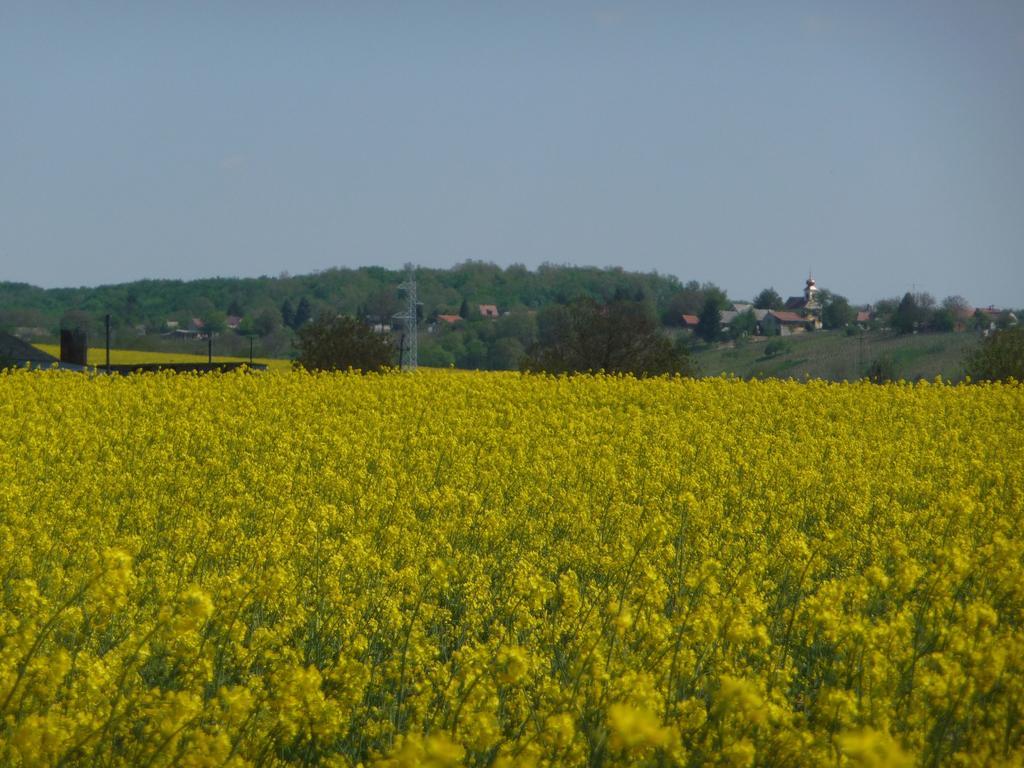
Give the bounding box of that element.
[394,264,419,371]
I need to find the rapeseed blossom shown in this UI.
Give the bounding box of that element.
[0,369,1021,765]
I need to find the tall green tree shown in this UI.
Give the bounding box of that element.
[252,308,282,337]
[892,293,922,334]
[293,314,393,372]
[662,281,727,326]
[941,295,971,315]
[281,299,295,329]
[294,297,313,328]
[695,297,722,343]
[753,287,784,310]
[523,298,691,376]
[202,310,227,335]
[964,327,1024,382]
[821,293,854,329]
[929,308,955,332]
[728,308,758,339]
[873,297,900,326]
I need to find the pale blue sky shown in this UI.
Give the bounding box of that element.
[2,2,1022,306]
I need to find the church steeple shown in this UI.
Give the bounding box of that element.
[804,272,819,306]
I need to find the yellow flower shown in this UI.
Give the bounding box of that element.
[837,728,914,768]
[607,702,672,751]
[0,369,1020,765]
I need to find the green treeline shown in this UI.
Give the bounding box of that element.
[0,263,727,368]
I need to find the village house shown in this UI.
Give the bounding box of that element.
[781,276,823,330]
[749,308,769,335]
[762,310,816,336]
[719,305,769,334]
[974,306,1018,335]
[429,314,462,334]
[478,304,500,319]
[163,318,203,339]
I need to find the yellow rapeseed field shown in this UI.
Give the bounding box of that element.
[0,369,1021,766]
[32,343,292,370]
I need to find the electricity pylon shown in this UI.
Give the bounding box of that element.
[394,264,418,371]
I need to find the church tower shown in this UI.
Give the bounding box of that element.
[804,274,820,310]
[803,274,822,328]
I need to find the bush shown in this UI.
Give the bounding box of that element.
[293,314,393,372]
[964,327,1024,382]
[866,355,898,383]
[763,340,789,358]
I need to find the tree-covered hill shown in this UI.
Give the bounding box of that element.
[6,263,1005,376]
[0,262,724,344]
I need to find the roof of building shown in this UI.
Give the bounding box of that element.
[478,304,499,316]
[681,314,699,326]
[768,310,807,323]
[436,314,462,324]
[0,332,59,365]
[720,310,738,324]
[752,308,769,321]
[856,311,872,323]
[784,296,807,310]
[732,302,753,313]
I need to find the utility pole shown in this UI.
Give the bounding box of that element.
[105,314,111,371]
[858,327,865,377]
[394,264,418,372]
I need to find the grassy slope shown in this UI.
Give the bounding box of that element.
[692,330,980,381]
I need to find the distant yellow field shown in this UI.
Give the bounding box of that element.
[33,343,292,370]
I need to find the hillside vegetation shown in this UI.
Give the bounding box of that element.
[2,263,720,368]
[4,264,1010,378]
[693,330,981,382]
[0,263,690,336]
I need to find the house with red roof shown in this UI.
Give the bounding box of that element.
[478,304,500,319]
[680,314,700,332]
[762,310,816,336]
